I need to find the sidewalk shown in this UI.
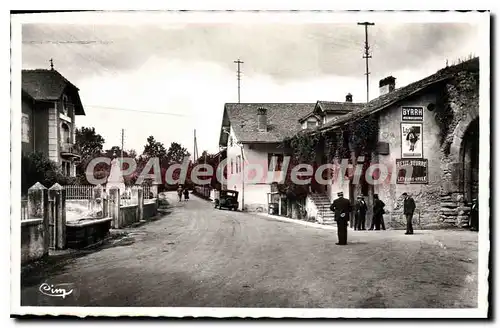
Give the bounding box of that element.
[256,212,337,231]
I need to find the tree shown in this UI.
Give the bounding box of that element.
[128,149,137,159]
[142,136,167,160]
[75,127,105,159]
[166,142,190,164]
[75,127,105,183]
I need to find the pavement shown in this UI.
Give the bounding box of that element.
[21,191,478,308]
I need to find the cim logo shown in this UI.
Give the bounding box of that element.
[39,283,74,299]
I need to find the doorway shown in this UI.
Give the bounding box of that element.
[461,118,479,203]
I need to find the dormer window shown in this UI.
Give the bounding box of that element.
[306,117,319,129]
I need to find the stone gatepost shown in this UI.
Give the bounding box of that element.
[102,190,109,218]
[49,183,66,250]
[93,184,104,218]
[131,186,139,205]
[137,187,144,221]
[28,182,50,254]
[108,187,121,229]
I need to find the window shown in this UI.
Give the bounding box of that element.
[61,123,70,144]
[230,158,233,175]
[236,155,242,173]
[61,95,68,115]
[268,153,284,171]
[306,118,318,129]
[22,113,30,143]
[62,161,71,176]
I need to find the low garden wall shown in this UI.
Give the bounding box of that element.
[66,218,112,249]
[21,219,48,265]
[143,200,158,219]
[120,205,139,227]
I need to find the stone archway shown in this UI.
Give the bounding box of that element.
[460,118,479,203]
[440,109,479,227]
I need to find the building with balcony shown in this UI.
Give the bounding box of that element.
[22,68,86,177]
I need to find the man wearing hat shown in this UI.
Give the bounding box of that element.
[470,198,478,231]
[355,195,368,230]
[330,191,352,245]
[402,192,416,235]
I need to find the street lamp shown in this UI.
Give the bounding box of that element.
[221,129,245,211]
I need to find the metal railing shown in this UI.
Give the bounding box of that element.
[60,143,80,156]
[64,184,154,200]
[65,185,94,200]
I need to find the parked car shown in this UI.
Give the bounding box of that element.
[214,190,239,211]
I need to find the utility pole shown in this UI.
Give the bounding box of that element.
[234,58,243,103]
[193,129,198,163]
[358,22,375,103]
[120,129,124,166]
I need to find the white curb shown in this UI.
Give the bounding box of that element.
[256,213,337,231]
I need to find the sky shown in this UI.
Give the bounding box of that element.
[21,15,480,156]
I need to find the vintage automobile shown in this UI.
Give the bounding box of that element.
[214,190,239,211]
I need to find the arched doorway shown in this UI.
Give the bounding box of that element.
[461,118,479,204]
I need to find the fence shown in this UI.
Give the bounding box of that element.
[64,184,155,200]
[65,185,94,200]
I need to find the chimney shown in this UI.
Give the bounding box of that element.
[257,107,267,132]
[379,76,396,96]
[345,93,353,102]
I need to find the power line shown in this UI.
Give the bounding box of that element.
[29,99,191,117]
[84,105,191,117]
[357,22,375,103]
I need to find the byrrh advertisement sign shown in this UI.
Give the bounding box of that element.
[396,159,428,184]
[401,123,423,158]
[401,106,424,121]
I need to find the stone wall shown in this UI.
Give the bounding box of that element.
[376,90,443,228]
[438,68,480,227]
[143,201,158,219]
[120,205,139,227]
[21,219,47,264]
[66,218,112,249]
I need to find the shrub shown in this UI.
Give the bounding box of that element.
[21,152,73,195]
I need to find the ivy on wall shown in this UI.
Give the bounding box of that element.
[348,116,379,156]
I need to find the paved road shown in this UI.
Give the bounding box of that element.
[21,192,478,308]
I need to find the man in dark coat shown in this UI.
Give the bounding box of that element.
[330,191,351,245]
[470,198,478,231]
[371,194,386,230]
[355,195,368,230]
[402,192,416,235]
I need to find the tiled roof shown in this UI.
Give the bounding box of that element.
[22,69,85,115]
[318,57,480,132]
[317,101,364,113]
[298,101,363,122]
[22,69,76,100]
[224,103,315,143]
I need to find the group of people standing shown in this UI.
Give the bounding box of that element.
[330,191,417,245]
[177,185,190,202]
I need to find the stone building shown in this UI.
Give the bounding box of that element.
[22,68,86,177]
[312,57,480,228]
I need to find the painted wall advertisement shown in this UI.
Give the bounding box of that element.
[401,106,424,121]
[401,123,423,158]
[396,159,428,184]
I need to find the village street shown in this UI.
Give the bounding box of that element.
[21,192,478,308]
